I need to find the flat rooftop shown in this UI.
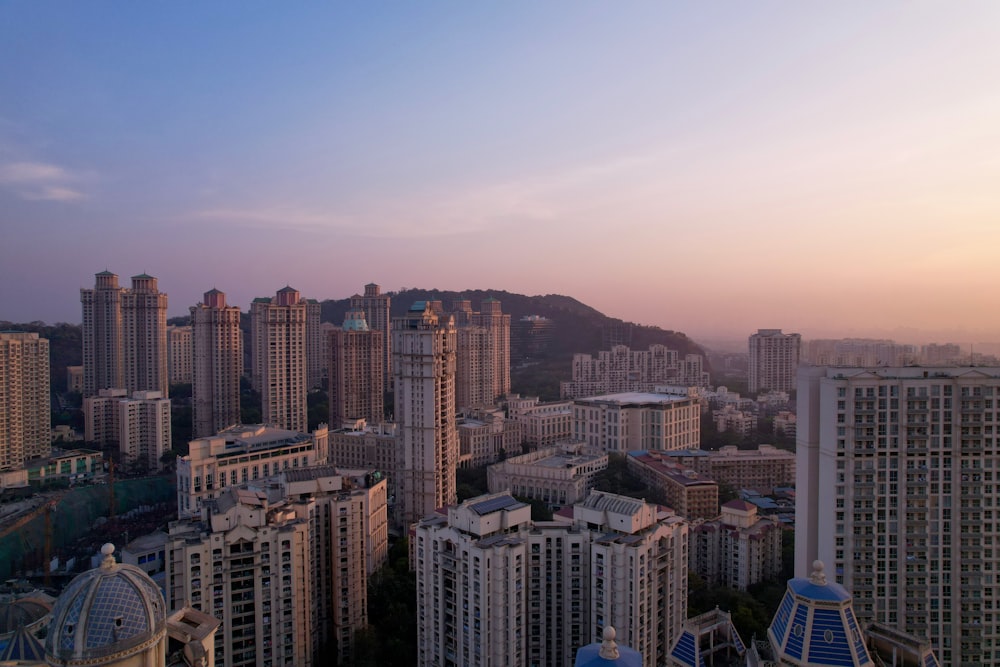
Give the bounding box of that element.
[532,451,604,469]
[575,392,693,405]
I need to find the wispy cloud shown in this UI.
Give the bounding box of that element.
[0,160,88,201]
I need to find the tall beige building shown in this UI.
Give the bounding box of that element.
[251,287,308,433]
[0,332,51,470]
[190,288,243,438]
[305,299,324,389]
[748,329,800,393]
[81,271,168,397]
[84,388,170,472]
[167,325,193,384]
[451,297,510,410]
[350,283,391,392]
[165,466,388,667]
[393,301,458,526]
[572,391,701,453]
[328,309,384,427]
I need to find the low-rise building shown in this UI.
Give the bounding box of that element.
[712,405,757,436]
[457,407,523,468]
[25,448,103,483]
[772,410,796,437]
[625,450,718,520]
[505,394,574,448]
[573,392,700,453]
[690,499,783,591]
[487,443,607,507]
[664,444,795,495]
[176,423,329,518]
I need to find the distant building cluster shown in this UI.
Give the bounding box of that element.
[561,344,709,399]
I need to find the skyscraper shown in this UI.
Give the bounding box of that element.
[81,271,124,397]
[166,325,192,384]
[350,283,391,392]
[80,271,168,397]
[190,288,243,438]
[393,301,457,526]
[748,329,801,393]
[251,286,308,433]
[452,297,511,411]
[305,298,324,389]
[121,274,169,396]
[0,332,51,470]
[797,365,1000,665]
[328,309,384,427]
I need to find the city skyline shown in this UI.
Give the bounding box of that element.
[2,3,999,343]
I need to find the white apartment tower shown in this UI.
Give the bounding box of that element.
[328,309,384,427]
[84,388,171,471]
[748,329,801,394]
[350,283,391,392]
[251,287,308,433]
[797,365,1000,666]
[0,332,51,469]
[414,491,689,667]
[81,270,168,397]
[191,288,243,438]
[393,301,458,527]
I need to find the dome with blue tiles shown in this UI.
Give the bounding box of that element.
[768,561,875,667]
[45,544,167,665]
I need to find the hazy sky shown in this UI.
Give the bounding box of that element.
[2,3,998,343]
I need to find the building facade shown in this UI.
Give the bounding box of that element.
[393,302,458,527]
[250,287,308,433]
[625,450,718,520]
[190,288,243,438]
[505,394,574,449]
[561,345,709,399]
[328,309,384,428]
[167,325,193,385]
[451,298,511,411]
[349,283,391,392]
[327,420,398,500]
[457,407,523,468]
[81,271,168,398]
[663,445,796,495]
[796,365,1000,666]
[487,443,608,507]
[572,392,700,453]
[176,423,329,518]
[413,490,689,667]
[0,332,51,470]
[83,388,170,472]
[747,329,800,394]
[165,467,388,667]
[690,499,783,591]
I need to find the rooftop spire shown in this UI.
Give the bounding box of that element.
[599,626,620,660]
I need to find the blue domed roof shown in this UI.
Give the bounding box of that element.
[45,544,166,664]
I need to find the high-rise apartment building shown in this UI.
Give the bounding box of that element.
[690,499,783,591]
[328,309,384,427]
[0,332,51,470]
[83,388,170,471]
[748,329,801,394]
[561,345,709,399]
[165,466,388,667]
[81,271,168,397]
[251,287,308,433]
[190,288,243,438]
[413,490,689,667]
[350,283,391,392]
[450,298,511,410]
[305,298,323,389]
[167,325,193,384]
[393,301,458,527]
[797,365,1000,666]
[572,391,701,453]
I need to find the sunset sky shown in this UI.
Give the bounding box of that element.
[2,3,998,344]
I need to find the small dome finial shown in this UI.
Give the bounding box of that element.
[101,543,117,571]
[599,625,620,660]
[810,559,827,585]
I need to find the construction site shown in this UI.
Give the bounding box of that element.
[0,475,176,586]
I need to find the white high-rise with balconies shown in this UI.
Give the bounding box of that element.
[191,288,243,438]
[393,301,458,527]
[797,365,1000,666]
[251,287,308,433]
[748,329,801,393]
[414,490,689,667]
